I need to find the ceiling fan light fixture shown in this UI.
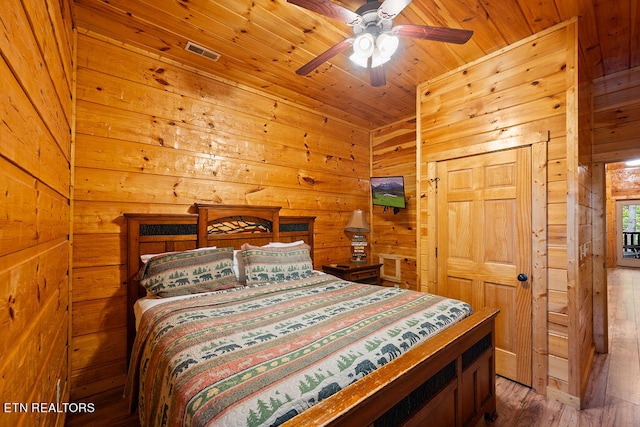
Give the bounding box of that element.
[370,48,391,68]
[288,0,473,84]
[353,33,375,59]
[376,33,399,57]
[349,51,370,67]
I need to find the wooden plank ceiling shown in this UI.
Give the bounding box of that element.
[74,0,639,129]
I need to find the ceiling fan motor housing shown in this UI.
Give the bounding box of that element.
[353,1,392,37]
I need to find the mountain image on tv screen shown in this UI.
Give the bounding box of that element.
[371,176,406,209]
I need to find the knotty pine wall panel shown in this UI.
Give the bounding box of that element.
[572,43,594,400]
[591,67,640,355]
[593,66,640,164]
[593,67,640,269]
[371,118,418,290]
[0,1,74,426]
[417,20,593,407]
[72,32,370,398]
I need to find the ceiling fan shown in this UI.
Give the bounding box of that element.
[288,0,473,86]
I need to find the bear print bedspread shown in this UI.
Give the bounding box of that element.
[125,273,473,427]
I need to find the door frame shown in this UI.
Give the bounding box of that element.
[423,141,548,394]
[615,199,640,268]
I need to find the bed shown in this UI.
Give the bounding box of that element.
[124,204,498,427]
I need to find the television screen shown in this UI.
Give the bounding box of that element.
[371,176,406,209]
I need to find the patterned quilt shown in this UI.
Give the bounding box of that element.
[125,273,473,427]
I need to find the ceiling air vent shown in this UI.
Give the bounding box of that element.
[185,41,221,62]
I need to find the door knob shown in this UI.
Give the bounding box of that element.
[517,273,528,282]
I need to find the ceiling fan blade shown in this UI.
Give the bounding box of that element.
[370,65,386,87]
[287,0,362,26]
[392,24,473,44]
[296,38,354,76]
[378,0,412,20]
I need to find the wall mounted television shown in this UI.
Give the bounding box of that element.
[371,176,406,213]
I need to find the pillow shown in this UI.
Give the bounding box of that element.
[263,240,304,248]
[140,246,216,264]
[140,252,175,264]
[233,250,246,283]
[138,247,238,297]
[232,242,306,285]
[241,243,313,285]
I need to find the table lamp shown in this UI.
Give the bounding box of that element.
[345,209,370,263]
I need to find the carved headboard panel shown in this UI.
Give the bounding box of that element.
[195,204,315,260]
[196,204,281,249]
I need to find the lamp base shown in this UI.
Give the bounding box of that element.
[351,233,368,263]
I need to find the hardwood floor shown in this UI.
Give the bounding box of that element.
[65,386,138,427]
[476,267,640,427]
[66,268,640,427]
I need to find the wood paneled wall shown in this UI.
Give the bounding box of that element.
[71,31,370,398]
[371,118,418,290]
[0,0,74,426]
[416,20,593,408]
[593,67,640,164]
[572,41,594,402]
[591,66,640,352]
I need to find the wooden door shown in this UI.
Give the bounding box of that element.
[436,147,532,386]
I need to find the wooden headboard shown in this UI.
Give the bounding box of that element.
[195,203,315,255]
[124,205,315,360]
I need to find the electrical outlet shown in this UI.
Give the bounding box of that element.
[56,379,61,405]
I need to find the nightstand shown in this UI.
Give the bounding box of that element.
[322,262,382,285]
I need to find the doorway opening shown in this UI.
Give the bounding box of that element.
[616,200,640,268]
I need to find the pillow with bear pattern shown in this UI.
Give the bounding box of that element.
[138,247,238,297]
[240,243,313,285]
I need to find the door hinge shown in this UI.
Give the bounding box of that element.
[435,247,438,257]
[429,177,440,189]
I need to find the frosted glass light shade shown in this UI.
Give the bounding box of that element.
[349,52,369,67]
[351,32,399,68]
[353,33,375,59]
[376,33,399,58]
[371,48,392,68]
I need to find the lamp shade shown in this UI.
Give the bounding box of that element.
[345,209,370,232]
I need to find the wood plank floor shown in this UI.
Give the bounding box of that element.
[66,267,640,426]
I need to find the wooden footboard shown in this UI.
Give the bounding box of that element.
[284,307,499,427]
